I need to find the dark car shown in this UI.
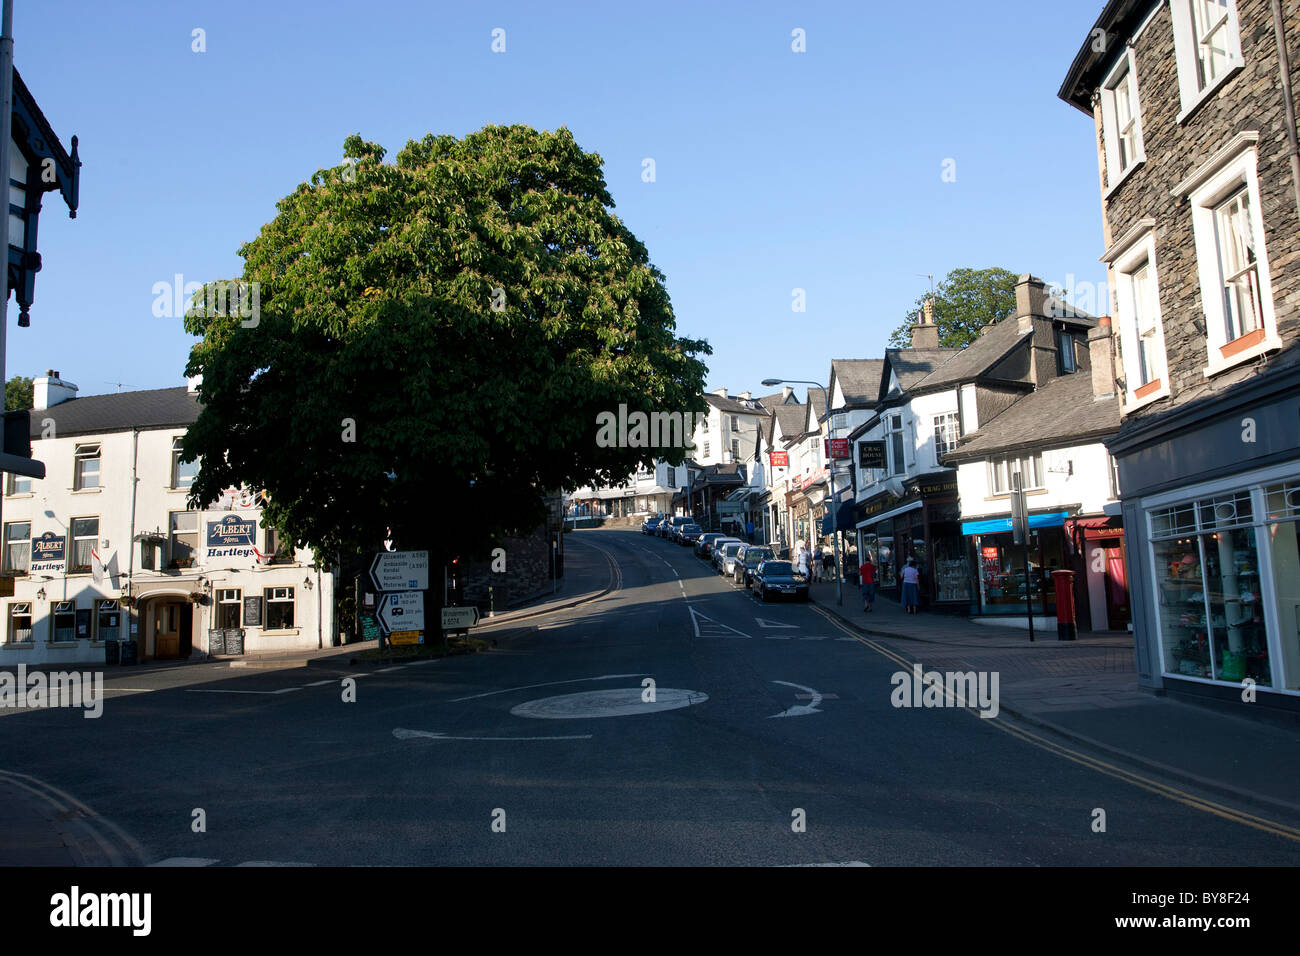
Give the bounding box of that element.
[734,545,775,586]
[642,517,662,535]
[750,560,809,602]
[695,532,726,557]
[661,516,691,539]
[678,523,704,545]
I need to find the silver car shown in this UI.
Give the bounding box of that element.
[709,538,741,571]
[717,541,745,576]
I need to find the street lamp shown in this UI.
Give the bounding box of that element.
[762,378,843,606]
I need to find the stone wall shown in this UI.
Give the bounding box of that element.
[461,525,556,612]
[1097,0,1300,415]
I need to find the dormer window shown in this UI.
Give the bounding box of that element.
[1058,329,1077,373]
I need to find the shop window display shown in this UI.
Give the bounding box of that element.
[1264,481,1300,689]
[1151,490,1272,686]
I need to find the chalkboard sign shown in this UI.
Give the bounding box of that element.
[75,608,92,639]
[208,629,226,655]
[242,596,263,628]
[119,640,138,665]
[224,628,244,655]
[359,612,380,641]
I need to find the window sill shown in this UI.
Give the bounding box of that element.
[1203,332,1284,378]
[1103,158,1145,200]
[70,487,103,494]
[2,642,35,649]
[1175,63,1244,125]
[5,493,34,499]
[48,642,78,648]
[1123,379,1170,413]
[260,628,300,636]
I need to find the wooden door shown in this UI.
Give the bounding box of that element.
[155,603,182,658]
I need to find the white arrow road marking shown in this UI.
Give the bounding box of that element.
[394,728,592,742]
[755,618,799,629]
[768,680,823,718]
[689,606,754,639]
[449,674,646,703]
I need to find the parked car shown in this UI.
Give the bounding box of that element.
[679,524,704,546]
[733,545,775,586]
[751,560,809,602]
[695,532,726,558]
[659,516,689,539]
[710,538,742,571]
[642,517,662,535]
[716,541,745,576]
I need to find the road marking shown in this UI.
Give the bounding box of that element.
[510,687,708,719]
[768,680,823,718]
[236,861,315,867]
[755,618,799,629]
[688,606,754,639]
[449,674,646,703]
[784,861,871,867]
[394,728,593,742]
[807,605,1300,844]
[303,679,337,687]
[150,857,220,867]
[376,666,405,673]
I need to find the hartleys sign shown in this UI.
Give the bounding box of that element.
[206,514,258,558]
[30,532,66,573]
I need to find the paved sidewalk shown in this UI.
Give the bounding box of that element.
[810,578,1300,816]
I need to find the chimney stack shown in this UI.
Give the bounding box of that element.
[1088,317,1116,400]
[738,390,752,401]
[33,370,78,410]
[782,386,794,401]
[911,298,940,349]
[1014,274,1049,319]
[711,387,728,398]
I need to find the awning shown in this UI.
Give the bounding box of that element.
[821,499,858,536]
[961,512,1069,536]
[855,499,922,530]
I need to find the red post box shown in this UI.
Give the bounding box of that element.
[1052,569,1077,641]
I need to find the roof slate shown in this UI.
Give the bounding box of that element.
[830,359,884,405]
[30,386,201,439]
[945,372,1121,459]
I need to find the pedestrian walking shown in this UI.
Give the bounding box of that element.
[859,554,877,611]
[745,519,754,544]
[796,545,811,578]
[822,547,834,583]
[901,558,921,614]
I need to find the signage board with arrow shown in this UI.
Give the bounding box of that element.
[378,591,425,634]
[366,550,429,593]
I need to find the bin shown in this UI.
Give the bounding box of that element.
[119,640,138,665]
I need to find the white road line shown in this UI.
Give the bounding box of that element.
[769,680,824,718]
[376,666,405,673]
[303,679,337,687]
[235,861,315,867]
[394,728,593,742]
[150,857,219,867]
[405,660,439,666]
[449,674,647,703]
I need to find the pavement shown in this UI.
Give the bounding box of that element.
[807,576,1300,816]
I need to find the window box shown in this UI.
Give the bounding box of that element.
[1219,327,1265,359]
[1134,378,1164,399]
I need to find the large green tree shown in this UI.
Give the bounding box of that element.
[887,267,1019,349]
[182,126,710,569]
[5,375,32,411]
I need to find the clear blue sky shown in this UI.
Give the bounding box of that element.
[13,0,1108,400]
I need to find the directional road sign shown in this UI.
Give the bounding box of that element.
[377,591,425,634]
[367,550,429,592]
[441,606,480,630]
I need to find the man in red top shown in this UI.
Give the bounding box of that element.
[859,554,877,612]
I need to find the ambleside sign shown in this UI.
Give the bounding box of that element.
[206,514,258,559]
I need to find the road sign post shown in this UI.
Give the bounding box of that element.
[1011,472,1034,643]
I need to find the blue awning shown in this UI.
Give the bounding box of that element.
[961,512,1068,536]
[821,500,857,536]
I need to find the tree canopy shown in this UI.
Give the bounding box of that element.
[5,375,33,412]
[887,267,1019,349]
[182,126,710,563]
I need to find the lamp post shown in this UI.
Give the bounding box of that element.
[762,378,843,606]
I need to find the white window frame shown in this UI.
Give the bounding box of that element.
[171,436,199,490]
[1177,137,1283,376]
[263,586,296,631]
[1111,230,1171,410]
[6,472,31,496]
[887,414,906,477]
[3,520,29,573]
[73,443,101,491]
[1100,48,1146,196]
[1170,0,1245,123]
[933,412,959,459]
[7,601,32,644]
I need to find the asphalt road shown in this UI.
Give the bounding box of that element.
[4,529,1299,866]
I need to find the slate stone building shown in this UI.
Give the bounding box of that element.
[1061,0,1300,713]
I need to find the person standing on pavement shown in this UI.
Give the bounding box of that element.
[796,544,811,579]
[901,558,921,614]
[745,519,754,544]
[859,554,876,611]
[822,547,834,583]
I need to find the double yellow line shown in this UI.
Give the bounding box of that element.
[810,606,1300,844]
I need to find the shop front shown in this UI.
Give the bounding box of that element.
[962,513,1069,617]
[856,475,971,609]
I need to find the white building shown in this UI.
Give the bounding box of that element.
[1,373,335,664]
